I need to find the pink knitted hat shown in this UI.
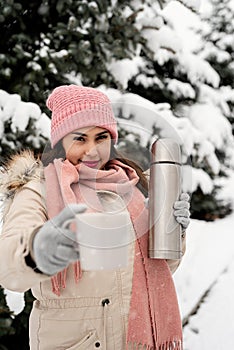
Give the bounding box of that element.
[46,85,118,147]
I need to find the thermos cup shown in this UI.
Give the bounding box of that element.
[148,138,183,260]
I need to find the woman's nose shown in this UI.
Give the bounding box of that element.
[85,142,98,156]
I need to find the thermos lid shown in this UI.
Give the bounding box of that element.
[151,138,181,164]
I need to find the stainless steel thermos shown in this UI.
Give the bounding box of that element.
[148,138,183,260]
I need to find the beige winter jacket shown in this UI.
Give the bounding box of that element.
[0,151,186,350]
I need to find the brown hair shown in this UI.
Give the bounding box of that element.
[41,141,148,197]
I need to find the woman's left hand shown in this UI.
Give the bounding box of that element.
[173,193,191,231]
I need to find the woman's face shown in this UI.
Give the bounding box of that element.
[62,126,112,169]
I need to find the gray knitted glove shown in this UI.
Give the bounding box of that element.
[33,203,87,275]
[173,193,190,231]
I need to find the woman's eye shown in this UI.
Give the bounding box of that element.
[96,135,108,142]
[73,136,85,142]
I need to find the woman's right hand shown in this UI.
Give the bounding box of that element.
[33,204,87,275]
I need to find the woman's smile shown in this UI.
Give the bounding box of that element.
[81,160,100,168]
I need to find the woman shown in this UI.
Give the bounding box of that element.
[0,85,190,349]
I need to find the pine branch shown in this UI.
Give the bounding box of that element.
[157,0,166,10]
[126,8,144,22]
[142,25,161,31]
[160,45,176,54]
[176,0,199,14]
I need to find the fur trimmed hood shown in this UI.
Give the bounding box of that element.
[0,150,44,200]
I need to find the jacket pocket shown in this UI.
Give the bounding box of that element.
[67,330,98,350]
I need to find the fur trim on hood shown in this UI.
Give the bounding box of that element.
[0,150,44,201]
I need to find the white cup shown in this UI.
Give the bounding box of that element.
[68,211,131,271]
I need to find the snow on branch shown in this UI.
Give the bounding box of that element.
[183,165,213,194]
[188,102,234,153]
[166,79,196,99]
[0,90,51,150]
[177,52,220,88]
[107,57,146,90]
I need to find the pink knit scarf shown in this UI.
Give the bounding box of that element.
[44,159,183,350]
